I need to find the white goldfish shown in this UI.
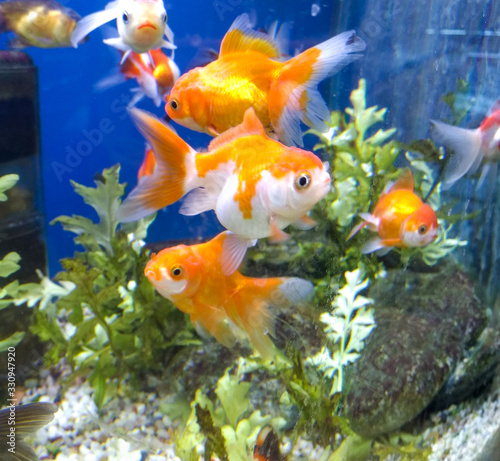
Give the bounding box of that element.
[71,0,175,61]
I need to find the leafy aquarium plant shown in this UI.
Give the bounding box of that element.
[3,80,470,460]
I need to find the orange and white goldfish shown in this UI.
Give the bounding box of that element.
[117,107,331,273]
[0,402,57,461]
[71,0,175,61]
[431,99,500,189]
[165,14,365,146]
[0,0,84,48]
[102,49,179,107]
[348,169,439,254]
[145,231,314,358]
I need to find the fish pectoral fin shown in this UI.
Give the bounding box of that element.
[103,37,130,53]
[71,7,119,48]
[206,124,220,137]
[220,233,256,275]
[268,219,291,243]
[292,214,317,230]
[159,39,177,50]
[361,237,401,256]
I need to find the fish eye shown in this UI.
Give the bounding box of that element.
[122,11,129,24]
[294,172,312,190]
[170,265,184,278]
[170,99,179,110]
[162,13,168,24]
[418,224,428,235]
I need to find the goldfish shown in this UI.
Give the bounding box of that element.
[253,426,285,461]
[117,107,331,274]
[145,231,314,358]
[70,0,175,61]
[431,99,500,189]
[165,14,365,146]
[0,402,57,461]
[97,48,180,107]
[348,169,439,254]
[0,0,84,48]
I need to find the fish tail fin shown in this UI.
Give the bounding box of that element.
[430,120,483,189]
[116,108,196,222]
[0,402,58,461]
[269,30,365,146]
[237,277,314,359]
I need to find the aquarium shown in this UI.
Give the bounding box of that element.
[0,0,499,460]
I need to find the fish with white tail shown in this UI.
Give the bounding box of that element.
[431,99,500,189]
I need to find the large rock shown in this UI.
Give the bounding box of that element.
[345,264,486,437]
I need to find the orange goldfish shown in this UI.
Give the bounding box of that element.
[165,14,365,146]
[348,169,438,254]
[144,231,314,358]
[71,0,175,61]
[0,0,84,48]
[431,99,500,189]
[117,107,331,274]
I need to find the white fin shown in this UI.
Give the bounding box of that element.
[291,215,317,230]
[165,24,175,44]
[430,120,483,189]
[103,36,130,52]
[220,233,256,275]
[158,39,177,51]
[71,7,120,48]
[359,212,379,227]
[272,278,314,307]
[476,162,498,193]
[127,89,145,108]
[376,246,393,256]
[179,188,217,216]
[361,238,387,254]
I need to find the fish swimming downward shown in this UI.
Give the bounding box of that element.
[0,0,84,48]
[0,402,57,461]
[144,231,314,359]
[348,169,439,254]
[165,14,365,146]
[117,107,331,274]
[96,49,180,107]
[71,0,175,61]
[431,98,500,190]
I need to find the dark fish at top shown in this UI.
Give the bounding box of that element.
[0,0,84,48]
[0,402,57,461]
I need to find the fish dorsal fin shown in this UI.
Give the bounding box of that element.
[208,108,266,151]
[387,168,414,193]
[488,98,500,116]
[220,14,280,58]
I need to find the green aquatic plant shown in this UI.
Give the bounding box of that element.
[306,267,375,395]
[174,358,286,461]
[32,165,198,409]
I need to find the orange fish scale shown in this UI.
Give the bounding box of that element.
[374,190,424,241]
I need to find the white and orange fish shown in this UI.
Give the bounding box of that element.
[97,48,180,107]
[117,107,331,274]
[165,14,365,146]
[348,169,439,254]
[144,231,314,358]
[431,99,500,189]
[71,0,175,61]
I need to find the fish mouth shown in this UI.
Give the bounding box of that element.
[138,22,157,30]
[145,267,159,280]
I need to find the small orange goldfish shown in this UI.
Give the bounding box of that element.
[0,0,83,48]
[431,99,500,189]
[348,169,439,254]
[253,426,285,461]
[117,107,331,273]
[165,14,365,146]
[71,0,175,60]
[121,49,179,106]
[145,231,314,358]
